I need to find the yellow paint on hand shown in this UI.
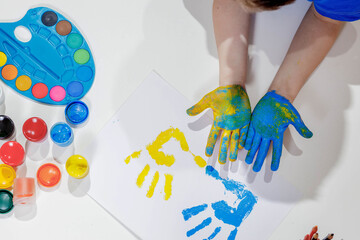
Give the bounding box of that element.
[146,171,159,198]
[146,127,189,167]
[136,164,150,187]
[124,150,142,164]
[275,103,295,122]
[225,105,237,115]
[164,174,173,200]
[280,105,295,121]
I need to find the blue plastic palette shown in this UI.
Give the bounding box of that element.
[0,7,95,105]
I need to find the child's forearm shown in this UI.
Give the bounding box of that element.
[269,4,344,102]
[213,0,250,87]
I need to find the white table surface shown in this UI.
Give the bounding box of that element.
[0,0,359,239]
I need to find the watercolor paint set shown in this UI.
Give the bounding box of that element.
[0,7,93,216]
[0,7,95,105]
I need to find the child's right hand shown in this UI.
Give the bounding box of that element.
[244,90,312,172]
[186,85,251,164]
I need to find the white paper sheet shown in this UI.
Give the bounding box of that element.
[85,71,301,240]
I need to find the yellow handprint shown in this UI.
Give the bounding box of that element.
[125,127,206,200]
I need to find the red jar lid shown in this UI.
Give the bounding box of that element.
[0,141,25,167]
[22,117,47,142]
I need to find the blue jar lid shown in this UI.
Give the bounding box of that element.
[65,101,89,125]
[50,122,73,147]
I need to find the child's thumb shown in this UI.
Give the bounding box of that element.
[291,117,313,138]
[186,96,210,116]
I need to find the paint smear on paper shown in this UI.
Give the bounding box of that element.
[136,164,150,187]
[124,150,142,164]
[164,174,173,200]
[182,204,208,221]
[146,171,160,198]
[146,127,206,168]
[182,166,257,239]
[124,127,206,200]
[187,217,212,237]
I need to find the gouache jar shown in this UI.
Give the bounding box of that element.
[65,101,89,127]
[13,178,36,205]
[0,190,13,214]
[37,163,61,189]
[50,122,73,147]
[0,115,16,142]
[0,141,25,167]
[23,117,48,142]
[0,164,16,189]
[66,155,89,179]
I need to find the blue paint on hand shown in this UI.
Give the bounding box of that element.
[182,166,257,239]
[244,91,313,172]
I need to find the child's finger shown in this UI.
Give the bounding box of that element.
[245,132,261,165]
[244,124,255,150]
[205,125,220,157]
[186,95,210,116]
[239,124,249,149]
[218,130,231,164]
[270,136,284,171]
[229,129,240,161]
[253,138,270,172]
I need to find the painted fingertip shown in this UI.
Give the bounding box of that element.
[304,130,313,138]
[270,163,280,171]
[218,153,227,164]
[229,152,237,161]
[186,107,193,115]
[218,159,226,165]
[186,106,197,116]
[252,164,261,172]
[245,153,254,165]
[205,147,214,157]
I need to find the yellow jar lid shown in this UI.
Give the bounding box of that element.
[0,164,16,189]
[66,155,89,179]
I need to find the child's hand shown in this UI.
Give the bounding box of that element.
[244,90,312,172]
[187,85,251,164]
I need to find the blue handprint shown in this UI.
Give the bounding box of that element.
[182,166,257,240]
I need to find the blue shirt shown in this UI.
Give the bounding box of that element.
[309,0,360,21]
